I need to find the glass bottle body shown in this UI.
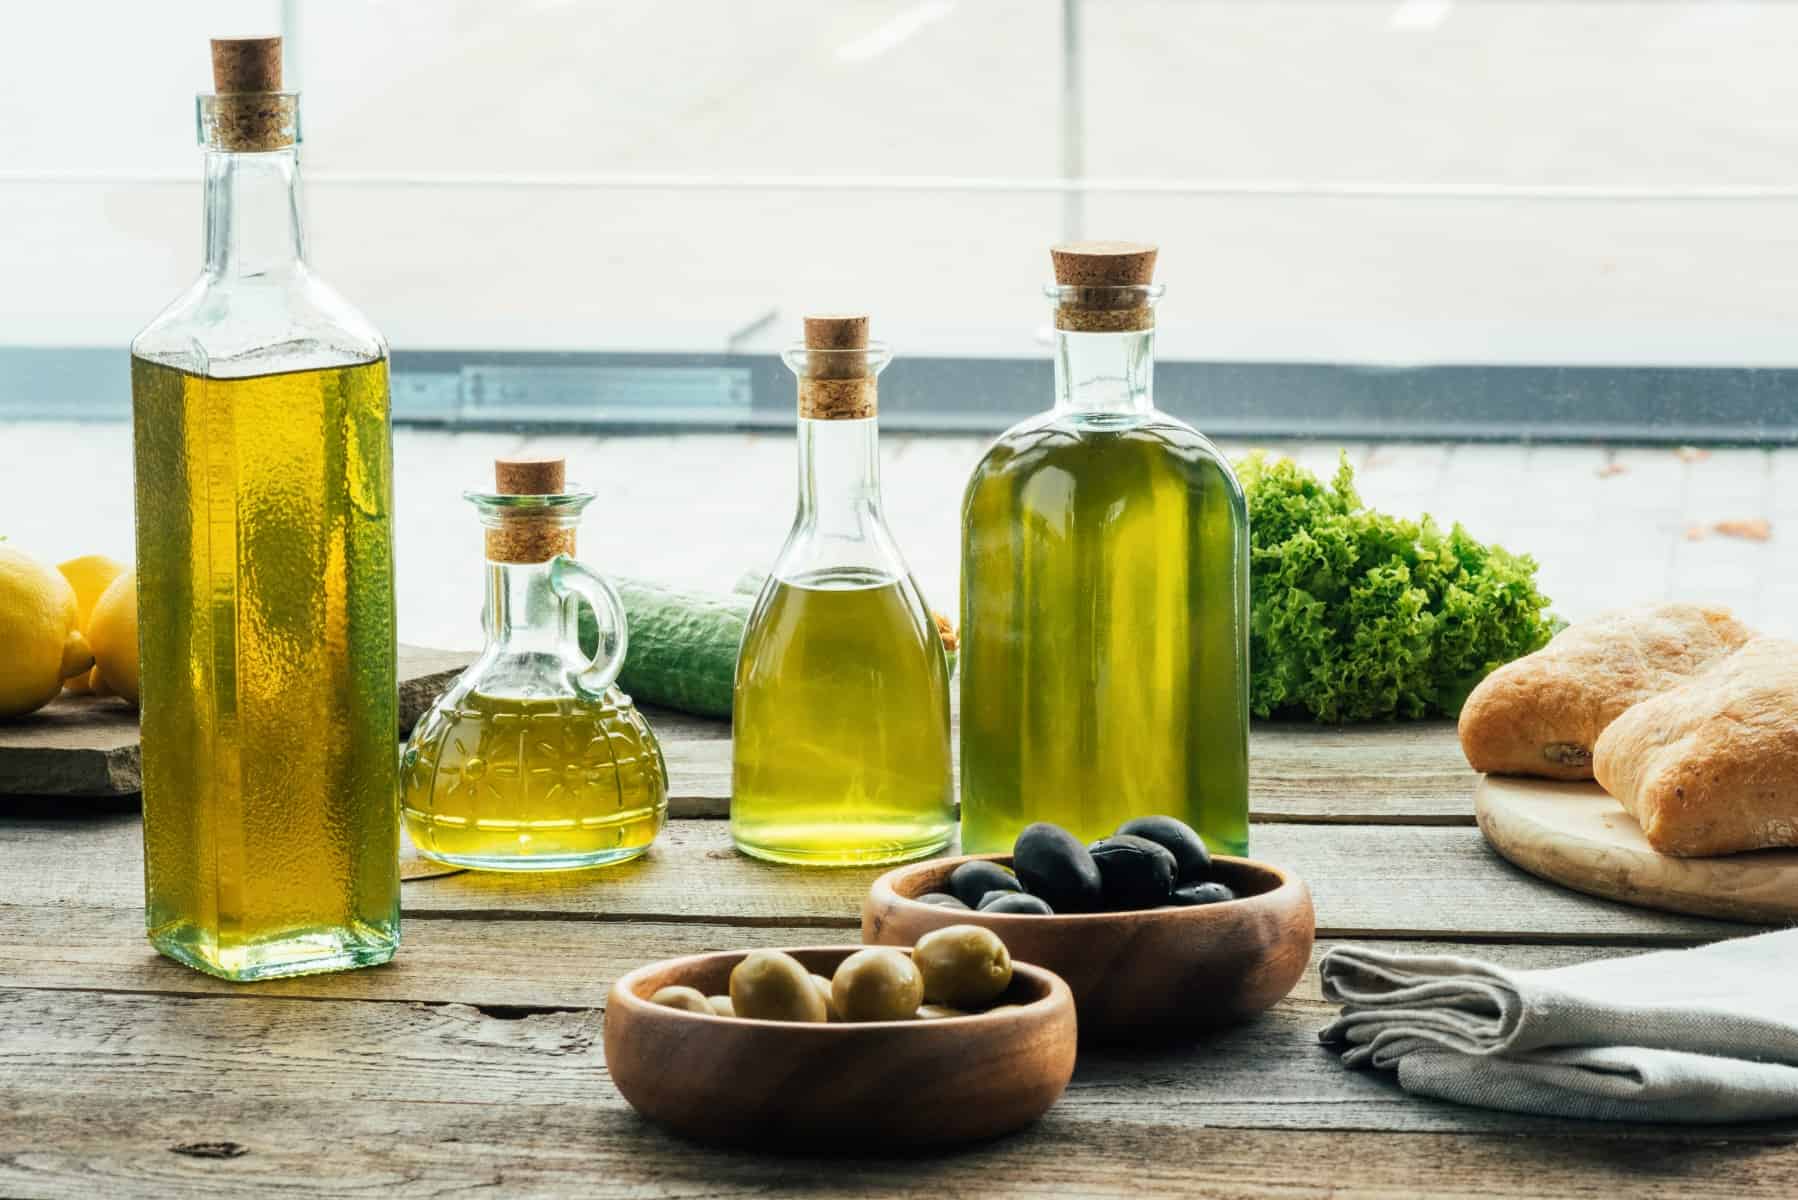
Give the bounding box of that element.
[959,312,1250,856]
[130,122,400,980]
[402,495,668,871]
[732,353,956,867]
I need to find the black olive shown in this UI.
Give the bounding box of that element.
[917,892,971,910]
[1116,815,1212,885]
[1012,822,1103,913]
[946,860,1020,909]
[1170,881,1236,906]
[1088,834,1178,910]
[978,892,1055,915]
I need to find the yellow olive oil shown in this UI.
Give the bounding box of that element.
[402,687,667,869]
[960,417,1249,856]
[133,356,401,980]
[731,569,955,866]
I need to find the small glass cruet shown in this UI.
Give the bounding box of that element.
[401,455,668,871]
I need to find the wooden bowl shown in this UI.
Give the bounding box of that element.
[604,946,1077,1148]
[864,854,1314,1042]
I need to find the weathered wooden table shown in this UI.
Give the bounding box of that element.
[3,709,1794,1197]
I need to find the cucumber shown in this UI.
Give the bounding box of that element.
[585,573,959,720]
[580,577,750,719]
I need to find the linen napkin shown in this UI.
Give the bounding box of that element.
[1318,929,1798,1122]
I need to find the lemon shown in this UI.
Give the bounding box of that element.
[57,554,127,694]
[0,546,93,718]
[87,572,140,707]
[58,554,127,630]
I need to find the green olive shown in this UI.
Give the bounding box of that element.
[916,1003,970,1020]
[831,948,924,1022]
[914,924,1013,1009]
[729,950,828,1023]
[707,994,734,1018]
[811,973,842,1022]
[651,985,713,1014]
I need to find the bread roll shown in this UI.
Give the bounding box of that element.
[1594,637,1798,856]
[1457,604,1751,780]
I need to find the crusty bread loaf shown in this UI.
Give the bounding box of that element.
[1457,604,1752,780]
[1594,637,1798,857]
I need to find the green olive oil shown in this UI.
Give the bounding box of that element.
[732,569,956,865]
[959,244,1250,857]
[133,356,401,980]
[402,688,667,869]
[961,419,1248,854]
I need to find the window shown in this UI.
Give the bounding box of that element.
[2,1,1793,646]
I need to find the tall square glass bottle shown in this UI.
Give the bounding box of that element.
[129,38,400,979]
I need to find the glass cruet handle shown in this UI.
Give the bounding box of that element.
[548,555,629,701]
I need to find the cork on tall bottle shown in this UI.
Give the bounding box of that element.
[1051,241,1159,333]
[485,456,575,563]
[798,314,877,420]
[208,36,297,153]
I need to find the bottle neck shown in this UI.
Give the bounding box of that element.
[483,559,562,656]
[796,416,883,534]
[203,148,306,279]
[1054,327,1156,417]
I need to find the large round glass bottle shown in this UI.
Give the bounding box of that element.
[959,243,1250,856]
[731,315,956,866]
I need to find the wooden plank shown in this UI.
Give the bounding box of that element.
[0,699,1516,824]
[5,1094,1793,1200]
[0,815,1756,942]
[4,984,1797,1152]
[0,695,139,796]
[1249,720,1473,823]
[650,717,1481,823]
[394,644,480,736]
[0,901,1636,1010]
[320,822,1785,943]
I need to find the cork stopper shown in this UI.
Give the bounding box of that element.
[212,37,283,93]
[803,315,870,352]
[1051,241,1159,332]
[484,456,576,563]
[205,37,296,152]
[797,313,877,420]
[495,456,566,496]
[1051,241,1158,287]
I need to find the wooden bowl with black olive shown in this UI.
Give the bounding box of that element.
[863,836,1314,1042]
[605,945,1077,1148]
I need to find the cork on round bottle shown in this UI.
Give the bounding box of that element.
[798,314,877,420]
[1051,240,1159,333]
[484,457,576,564]
[208,36,297,153]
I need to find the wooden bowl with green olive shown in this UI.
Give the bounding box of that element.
[864,851,1314,1042]
[604,945,1077,1148]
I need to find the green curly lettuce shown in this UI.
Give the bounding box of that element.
[1238,451,1558,722]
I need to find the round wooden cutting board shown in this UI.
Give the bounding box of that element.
[1475,775,1798,923]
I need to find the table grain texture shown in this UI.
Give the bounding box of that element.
[2,708,1794,1199]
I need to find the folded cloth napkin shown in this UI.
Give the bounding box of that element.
[1318,929,1798,1123]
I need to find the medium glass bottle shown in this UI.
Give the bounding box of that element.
[130,38,400,979]
[731,315,956,866]
[959,242,1250,855]
[401,456,668,870]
